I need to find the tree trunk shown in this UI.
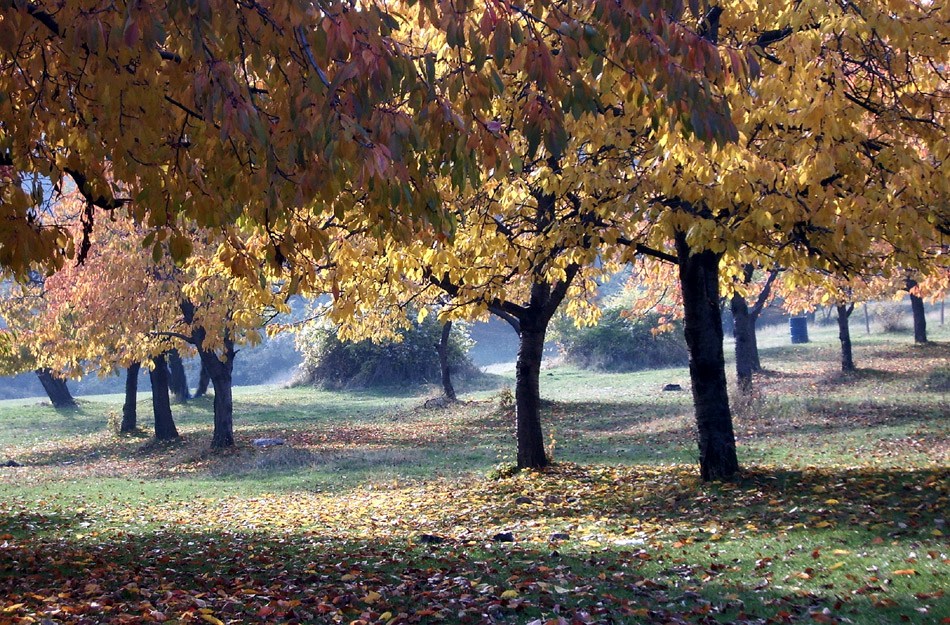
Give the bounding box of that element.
[198,338,236,449]
[515,321,548,469]
[837,304,856,372]
[166,348,190,403]
[731,292,755,394]
[436,321,457,401]
[149,354,179,441]
[121,363,141,433]
[195,364,210,398]
[35,368,77,409]
[676,232,739,482]
[863,303,871,335]
[910,293,928,343]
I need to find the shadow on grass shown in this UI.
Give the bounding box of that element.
[1,464,947,624]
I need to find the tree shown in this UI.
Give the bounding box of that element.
[730,265,779,393]
[120,363,141,433]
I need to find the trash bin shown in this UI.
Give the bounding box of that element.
[789,316,809,344]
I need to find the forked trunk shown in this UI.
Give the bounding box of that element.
[515,323,547,469]
[676,232,739,482]
[166,349,190,403]
[121,363,141,433]
[35,368,77,409]
[149,354,179,441]
[437,321,457,401]
[837,304,856,372]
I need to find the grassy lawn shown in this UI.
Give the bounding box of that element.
[0,319,947,624]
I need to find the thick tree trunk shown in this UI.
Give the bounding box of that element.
[515,322,548,469]
[198,339,236,449]
[436,321,457,401]
[149,354,179,440]
[166,349,190,403]
[194,364,210,398]
[121,363,141,433]
[731,293,755,394]
[35,368,77,409]
[676,233,739,482]
[910,293,928,343]
[837,304,856,372]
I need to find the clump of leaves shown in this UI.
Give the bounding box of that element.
[486,461,520,480]
[495,386,515,416]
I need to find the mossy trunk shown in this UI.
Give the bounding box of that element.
[676,232,739,482]
[121,363,140,433]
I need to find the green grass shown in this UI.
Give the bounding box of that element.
[0,321,948,624]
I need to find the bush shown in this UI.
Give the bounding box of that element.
[293,316,479,390]
[553,308,688,372]
[873,302,907,332]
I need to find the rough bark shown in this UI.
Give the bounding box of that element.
[195,364,210,398]
[837,303,856,372]
[515,320,548,469]
[121,362,141,433]
[149,354,179,440]
[436,321,457,401]
[909,292,928,343]
[676,232,739,482]
[35,368,77,409]
[166,348,190,403]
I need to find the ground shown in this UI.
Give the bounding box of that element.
[0,320,947,624]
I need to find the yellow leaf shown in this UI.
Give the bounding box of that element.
[379,612,392,621]
[824,499,839,505]
[832,549,851,556]
[341,573,356,582]
[814,521,832,528]
[500,589,519,599]
[363,591,381,604]
[829,562,845,570]
[200,615,224,625]
[892,569,917,576]
[2,604,24,613]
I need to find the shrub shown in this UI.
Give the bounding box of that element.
[293,316,478,390]
[873,301,907,332]
[553,308,688,372]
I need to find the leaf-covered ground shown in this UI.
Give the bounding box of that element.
[0,328,948,624]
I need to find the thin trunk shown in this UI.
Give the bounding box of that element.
[731,292,755,394]
[195,364,210,398]
[676,232,739,482]
[121,363,141,433]
[35,368,77,409]
[749,321,761,371]
[198,338,236,449]
[515,321,547,469]
[910,294,927,343]
[864,303,871,335]
[436,321,457,401]
[149,354,179,441]
[748,268,778,373]
[166,349,189,403]
[837,304,856,372]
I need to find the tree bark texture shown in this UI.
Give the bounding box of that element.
[910,293,928,343]
[149,354,179,441]
[121,363,141,433]
[676,232,739,482]
[195,364,210,398]
[837,304,856,372]
[731,293,755,394]
[437,321,457,401]
[35,368,77,409]
[166,348,190,403]
[198,337,236,449]
[515,321,548,469]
